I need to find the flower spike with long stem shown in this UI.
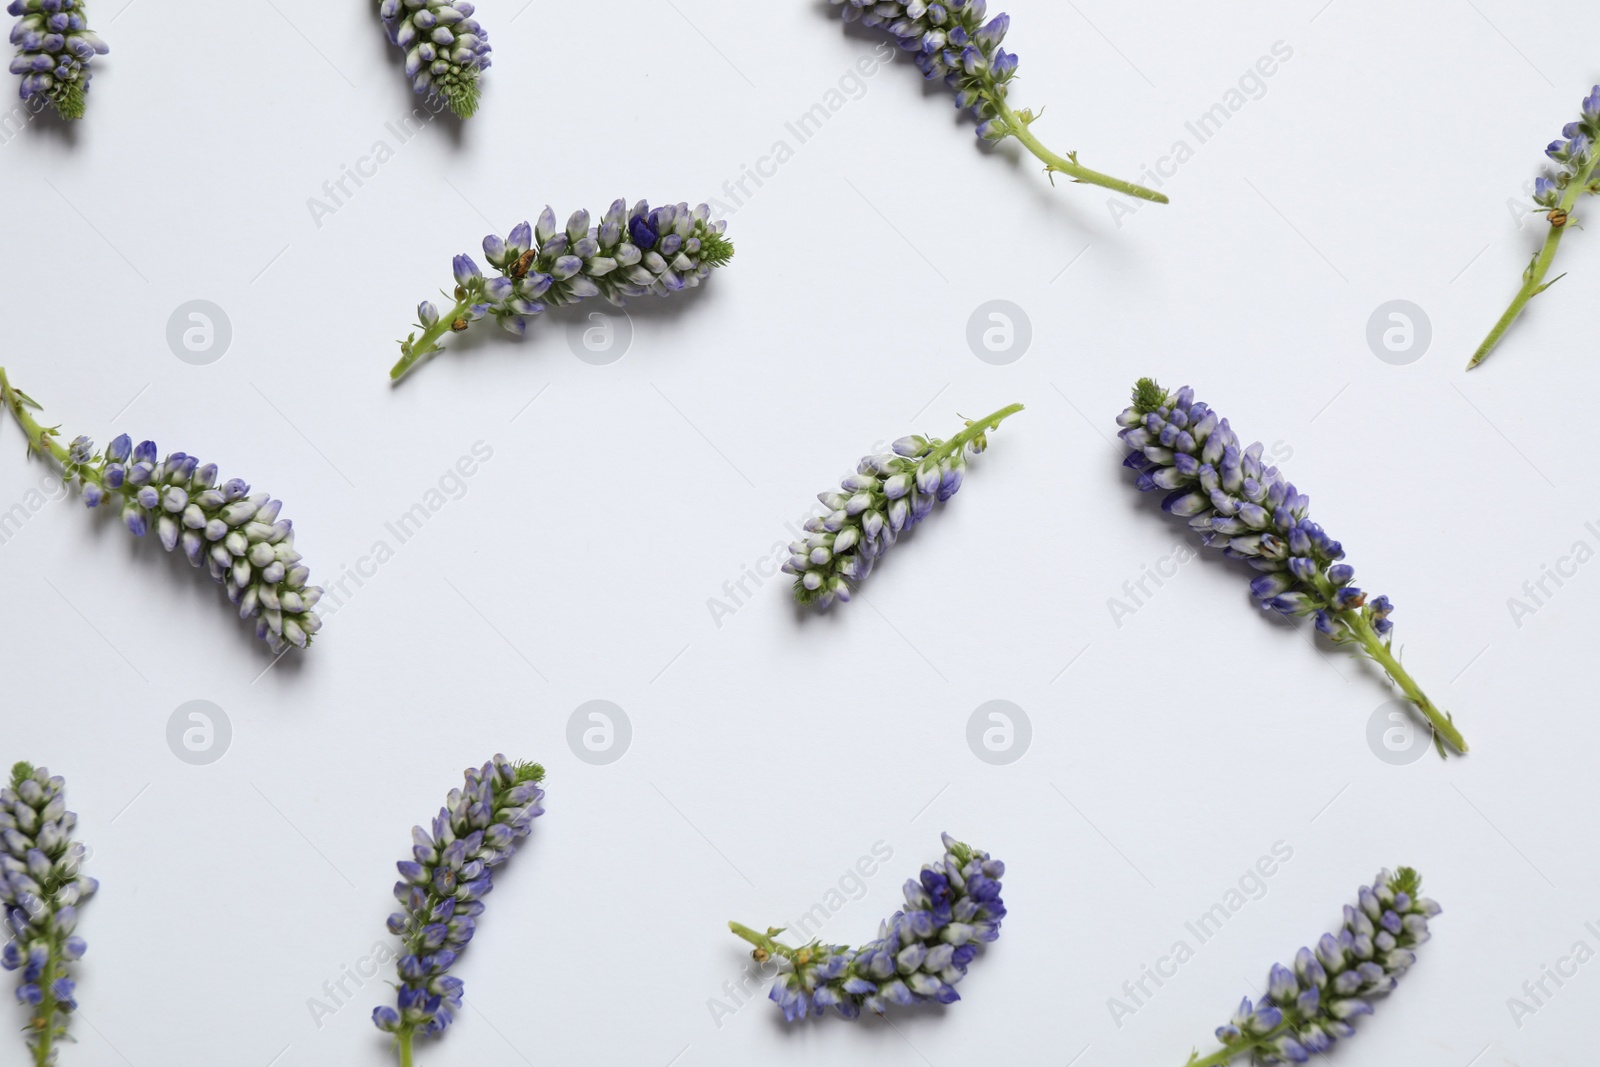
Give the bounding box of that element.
[372,756,545,1066]
[1,762,97,1067]
[730,833,1005,1021]
[828,0,1167,203]
[783,403,1022,607]
[7,0,106,120]
[390,200,733,382]
[1185,867,1439,1067]
[0,367,323,653]
[1469,85,1600,369]
[1118,379,1465,756]
[377,0,489,119]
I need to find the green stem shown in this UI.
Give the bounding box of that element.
[389,297,474,382]
[0,367,71,466]
[931,402,1025,462]
[1184,1032,1279,1067]
[995,99,1169,204]
[30,951,57,1067]
[397,1028,415,1067]
[1341,611,1467,756]
[1469,156,1599,369]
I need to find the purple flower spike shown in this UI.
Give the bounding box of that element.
[6,0,105,119]
[391,200,733,381]
[0,366,323,654]
[730,834,1005,1022]
[1185,868,1438,1067]
[0,762,97,1064]
[378,0,490,118]
[373,757,544,1062]
[1117,378,1466,757]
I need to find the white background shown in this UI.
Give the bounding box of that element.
[0,0,1595,1064]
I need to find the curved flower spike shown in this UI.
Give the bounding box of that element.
[730,834,1005,1021]
[0,368,323,654]
[373,756,544,1064]
[1469,84,1600,368]
[783,403,1023,606]
[1118,379,1465,756]
[6,0,106,120]
[390,200,734,381]
[1,762,97,1067]
[378,0,489,118]
[1185,867,1439,1067]
[827,0,1166,203]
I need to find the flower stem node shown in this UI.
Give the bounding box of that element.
[1469,84,1600,368]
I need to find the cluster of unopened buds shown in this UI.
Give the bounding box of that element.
[378,0,490,118]
[0,369,322,653]
[6,0,106,120]
[730,834,1005,1021]
[783,404,1022,606]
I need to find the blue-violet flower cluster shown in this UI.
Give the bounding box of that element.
[373,756,545,1064]
[729,833,1005,1020]
[0,368,322,654]
[1,763,96,1067]
[827,0,1166,202]
[7,0,106,120]
[390,200,733,380]
[1186,867,1439,1067]
[1470,85,1600,369]
[378,0,489,119]
[1117,378,1465,755]
[783,403,1022,607]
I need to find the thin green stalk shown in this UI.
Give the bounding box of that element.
[397,1029,415,1067]
[1341,611,1466,756]
[390,297,474,382]
[1469,152,1600,369]
[995,99,1168,204]
[29,953,57,1067]
[1184,1032,1279,1067]
[935,402,1025,460]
